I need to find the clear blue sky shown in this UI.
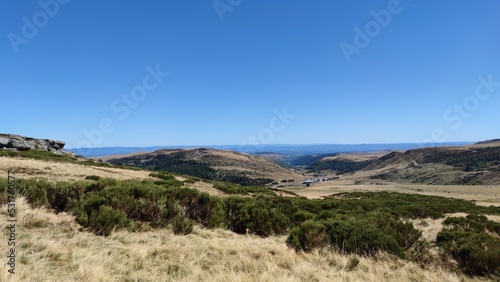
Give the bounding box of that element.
[1,0,499,148]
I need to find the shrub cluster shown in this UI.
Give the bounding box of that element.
[287,212,421,258]
[2,178,225,236]
[225,196,293,236]
[437,215,500,276]
[1,178,292,237]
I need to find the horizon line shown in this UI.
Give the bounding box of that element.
[66,140,476,150]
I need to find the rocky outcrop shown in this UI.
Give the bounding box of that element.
[0,134,66,154]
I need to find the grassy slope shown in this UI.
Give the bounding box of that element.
[0,198,478,282]
[0,151,497,281]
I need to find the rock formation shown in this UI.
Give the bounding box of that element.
[0,133,66,154]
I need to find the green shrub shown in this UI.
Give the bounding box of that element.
[84,178,117,193]
[287,214,418,258]
[224,197,291,236]
[286,220,328,252]
[374,215,422,251]
[437,230,500,276]
[206,196,226,228]
[154,179,183,188]
[89,205,134,236]
[324,219,404,257]
[443,216,485,233]
[149,172,175,180]
[291,210,315,225]
[213,182,248,195]
[408,239,432,265]
[437,214,500,276]
[16,179,49,207]
[172,216,194,235]
[45,181,85,212]
[85,175,101,181]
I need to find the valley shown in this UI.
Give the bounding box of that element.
[97,141,500,207]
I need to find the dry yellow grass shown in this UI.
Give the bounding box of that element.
[0,198,483,282]
[285,179,500,207]
[0,156,152,182]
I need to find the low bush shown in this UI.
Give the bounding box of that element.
[89,205,135,236]
[324,218,405,257]
[437,230,500,276]
[154,179,184,188]
[172,216,194,235]
[149,172,175,180]
[85,175,101,181]
[438,214,500,276]
[287,213,421,258]
[287,220,328,251]
[16,179,49,208]
[225,197,291,236]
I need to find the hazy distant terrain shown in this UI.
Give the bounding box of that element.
[69,142,472,158]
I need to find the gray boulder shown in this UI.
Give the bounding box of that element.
[0,133,67,154]
[0,136,9,147]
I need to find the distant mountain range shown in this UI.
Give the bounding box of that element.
[68,142,473,158]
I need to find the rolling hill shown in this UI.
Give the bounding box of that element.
[106,148,302,185]
[307,141,500,185]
